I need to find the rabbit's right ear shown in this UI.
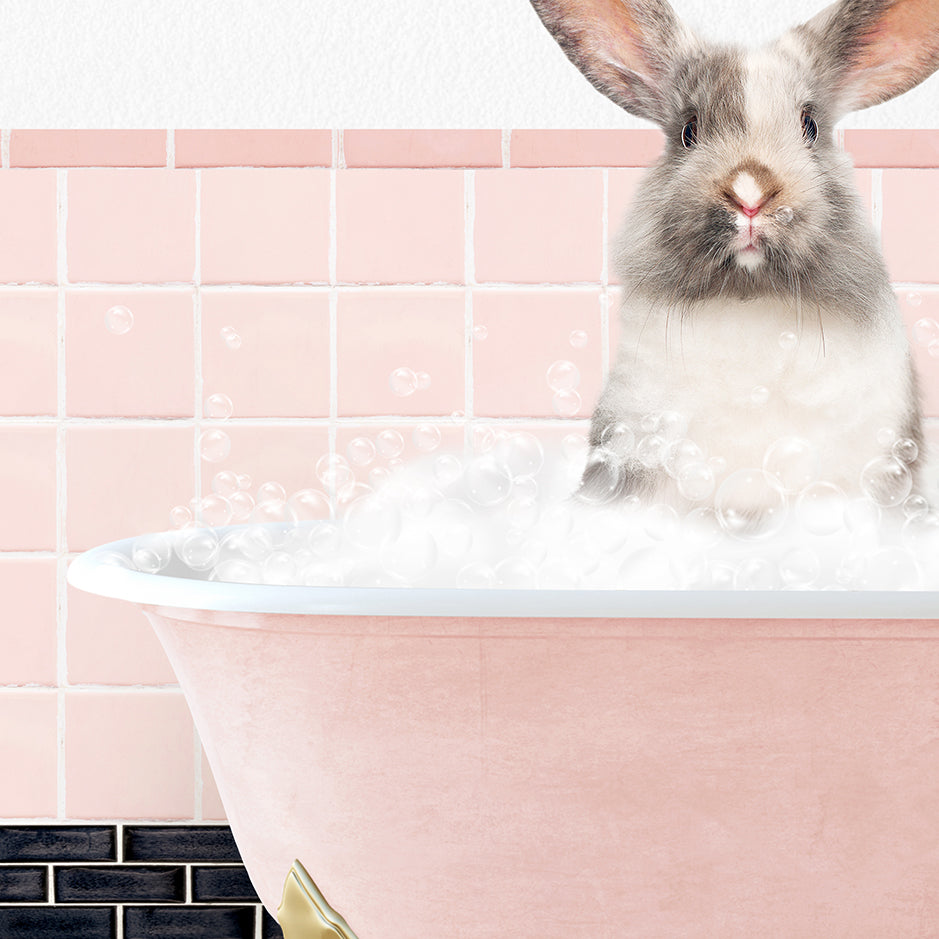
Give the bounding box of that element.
[529,0,692,124]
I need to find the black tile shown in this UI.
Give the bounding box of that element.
[124,906,255,939]
[0,867,47,902]
[55,865,186,903]
[262,908,285,939]
[0,825,116,862]
[123,826,240,863]
[0,906,114,938]
[191,866,259,902]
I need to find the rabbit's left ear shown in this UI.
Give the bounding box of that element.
[797,0,939,112]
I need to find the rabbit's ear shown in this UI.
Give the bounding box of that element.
[798,0,939,112]
[529,0,692,124]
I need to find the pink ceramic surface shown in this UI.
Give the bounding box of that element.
[510,129,664,167]
[147,607,939,937]
[66,424,194,550]
[0,559,57,686]
[899,289,939,417]
[845,129,939,168]
[200,169,330,284]
[0,170,57,283]
[67,169,196,283]
[0,426,57,551]
[881,169,939,284]
[11,130,167,168]
[66,584,175,686]
[343,131,502,168]
[202,751,227,821]
[336,291,465,416]
[474,169,604,283]
[65,691,194,819]
[473,289,603,417]
[201,292,331,418]
[66,290,195,417]
[0,691,58,817]
[0,289,58,415]
[175,130,332,168]
[336,170,465,284]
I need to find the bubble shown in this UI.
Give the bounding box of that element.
[546,360,580,393]
[315,453,354,494]
[175,528,221,571]
[859,456,912,507]
[169,504,193,529]
[715,469,788,539]
[449,410,465,421]
[902,511,939,552]
[381,530,437,582]
[308,522,341,558]
[415,371,431,391]
[763,436,819,493]
[779,547,821,587]
[774,205,793,225]
[413,424,442,453]
[457,562,496,588]
[912,318,939,346]
[844,497,881,535]
[507,496,539,531]
[902,494,930,521]
[337,482,372,507]
[552,389,582,417]
[778,330,798,352]
[404,484,438,518]
[228,491,255,521]
[562,433,589,464]
[473,324,488,341]
[199,429,231,462]
[600,423,635,458]
[861,546,921,590]
[636,434,666,469]
[205,393,233,420]
[657,411,687,441]
[575,448,622,505]
[618,547,683,589]
[492,432,544,480]
[105,304,134,335]
[929,340,939,359]
[376,428,405,459]
[433,454,463,488]
[537,560,581,589]
[494,557,538,588]
[344,496,402,549]
[288,488,332,521]
[677,461,715,502]
[664,438,704,478]
[131,534,172,573]
[473,426,496,454]
[369,466,393,488]
[465,455,513,507]
[237,473,252,491]
[734,557,780,590]
[569,329,588,348]
[225,526,274,562]
[220,326,242,349]
[213,559,262,585]
[250,499,297,529]
[389,366,418,397]
[211,470,240,498]
[347,436,377,467]
[263,551,297,586]
[795,481,847,536]
[431,500,474,557]
[195,494,233,527]
[257,481,287,504]
[892,437,919,465]
[301,562,344,587]
[750,385,770,406]
[643,503,679,541]
[540,502,574,539]
[907,292,923,308]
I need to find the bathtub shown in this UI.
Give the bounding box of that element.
[68,525,939,938]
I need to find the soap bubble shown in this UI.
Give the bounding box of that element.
[664,438,704,479]
[131,534,172,573]
[381,530,437,582]
[546,360,580,393]
[212,470,240,498]
[205,393,233,420]
[618,547,683,588]
[473,426,496,454]
[376,429,405,459]
[569,329,588,348]
[715,469,788,539]
[457,562,496,588]
[494,557,539,588]
[892,437,918,465]
[236,473,252,490]
[844,497,881,535]
[492,432,544,480]
[774,205,794,224]
[212,559,262,585]
[175,528,221,571]
[643,503,679,540]
[912,318,939,347]
[250,499,297,529]
[876,427,897,448]
[301,563,344,587]
[750,385,770,406]
[506,496,539,531]
[413,424,442,453]
[600,423,635,458]
[763,437,819,493]
[677,461,715,502]
[734,557,779,590]
[105,305,134,335]
[169,505,193,529]
[228,491,255,521]
[194,494,233,528]
[308,522,341,558]
[432,499,474,557]
[473,324,488,341]
[224,526,274,562]
[389,367,418,397]
[288,488,332,521]
[859,456,912,507]
[199,429,231,462]
[778,330,798,352]
[779,547,821,587]
[907,292,923,308]
[795,481,846,536]
[552,389,582,416]
[433,454,463,488]
[929,340,939,359]
[415,371,431,391]
[465,455,513,507]
[636,434,666,469]
[315,454,354,494]
[347,437,376,467]
[263,551,297,586]
[576,448,622,505]
[220,326,242,349]
[861,547,921,590]
[902,494,930,521]
[344,496,402,549]
[257,481,287,504]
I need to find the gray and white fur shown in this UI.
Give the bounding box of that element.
[529,0,939,509]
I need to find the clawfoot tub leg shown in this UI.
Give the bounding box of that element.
[277,860,360,939]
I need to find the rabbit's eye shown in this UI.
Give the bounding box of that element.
[681,115,698,149]
[801,108,818,145]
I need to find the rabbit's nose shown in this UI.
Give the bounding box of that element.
[720,162,783,218]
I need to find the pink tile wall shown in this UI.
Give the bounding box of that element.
[0,129,937,826]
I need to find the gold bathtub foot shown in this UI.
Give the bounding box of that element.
[277,860,360,939]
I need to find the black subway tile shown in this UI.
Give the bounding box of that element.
[0,825,116,862]
[262,908,285,938]
[191,865,259,902]
[124,905,256,939]
[55,865,186,903]
[123,826,240,862]
[0,906,115,938]
[0,866,47,902]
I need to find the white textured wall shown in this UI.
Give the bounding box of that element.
[0,0,936,128]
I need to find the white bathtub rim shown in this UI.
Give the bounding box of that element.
[67,530,939,620]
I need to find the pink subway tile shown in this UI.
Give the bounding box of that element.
[175,130,332,167]
[67,169,196,283]
[200,425,330,503]
[844,129,939,168]
[336,291,465,417]
[0,289,58,415]
[66,424,194,550]
[66,583,176,685]
[11,130,167,167]
[881,170,939,284]
[0,170,57,283]
[0,426,56,550]
[899,289,939,418]
[607,169,645,285]
[343,131,502,167]
[474,169,603,283]
[200,169,330,284]
[201,292,330,418]
[473,289,603,418]
[0,691,57,816]
[66,691,195,818]
[202,751,227,820]
[336,170,464,284]
[0,559,57,685]
[66,290,194,417]
[511,129,664,167]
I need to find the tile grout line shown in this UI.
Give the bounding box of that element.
[464,169,476,448]
[328,133,340,486]
[166,130,176,170]
[194,170,204,509]
[501,129,511,168]
[1,129,10,168]
[871,168,884,238]
[600,168,610,384]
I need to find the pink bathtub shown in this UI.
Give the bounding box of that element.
[69,530,939,938]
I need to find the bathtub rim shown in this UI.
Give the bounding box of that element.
[67,529,939,620]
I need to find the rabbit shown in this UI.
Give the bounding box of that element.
[529,0,939,516]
